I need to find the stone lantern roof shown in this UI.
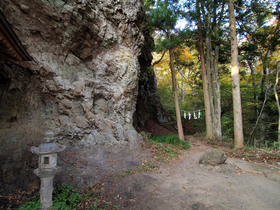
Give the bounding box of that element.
[31,142,66,155]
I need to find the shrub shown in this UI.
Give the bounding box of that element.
[18,183,103,210]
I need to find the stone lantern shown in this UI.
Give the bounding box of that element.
[31,132,66,209]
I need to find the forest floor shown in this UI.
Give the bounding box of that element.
[104,134,280,210]
[2,125,280,209]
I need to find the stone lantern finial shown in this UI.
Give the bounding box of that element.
[44,130,55,143]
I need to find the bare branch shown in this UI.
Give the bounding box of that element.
[153,50,167,66]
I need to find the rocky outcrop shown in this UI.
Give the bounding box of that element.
[0,0,150,193]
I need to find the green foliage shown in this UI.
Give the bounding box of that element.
[140,131,152,139]
[147,0,187,52]
[18,184,104,210]
[18,197,41,210]
[147,0,180,32]
[157,85,176,117]
[144,0,156,12]
[149,135,191,149]
[272,141,280,150]
[117,161,158,178]
[147,137,184,162]
[147,0,280,148]
[52,183,82,210]
[133,161,157,173]
[153,144,181,161]
[221,115,233,140]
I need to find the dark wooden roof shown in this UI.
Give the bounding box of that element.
[0,10,32,63]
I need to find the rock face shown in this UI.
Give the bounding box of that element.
[0,0,150,193]
[199,151,227,166]
[134,27,173,129]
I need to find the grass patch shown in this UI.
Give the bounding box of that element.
[16,183,116,210]
[148,135,191,149]
[117,161,158,178]
[149,143,181,162]
[117,133,191,179]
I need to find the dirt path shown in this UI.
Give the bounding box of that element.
[107,135,280,210]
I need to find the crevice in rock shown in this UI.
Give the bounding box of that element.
[134,27,175,133]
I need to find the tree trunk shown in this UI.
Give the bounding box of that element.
[206,28,222,140]
[211,44,222,139]
[229,0,244,148]
[210,4,223,140]
[274,62,280,143]
[180,73,185,102]
[196,0,214,140]
[198,39,214,139]
[169,48,184,140]
[206,32,215,138]
[204,0,222,140]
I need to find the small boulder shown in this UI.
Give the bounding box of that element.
[191,203,208,210]
[199,151,227,166]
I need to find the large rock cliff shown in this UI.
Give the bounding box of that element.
[0,0,152,192]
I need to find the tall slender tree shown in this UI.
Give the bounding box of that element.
[192,0,225,140]
[274,61,280,143]
[229,0,244,148]
[196,0,214,140]
[148,0,185,140]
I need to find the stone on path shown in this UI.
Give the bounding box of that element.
[191,202,209,210]
[199,151,227,166]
